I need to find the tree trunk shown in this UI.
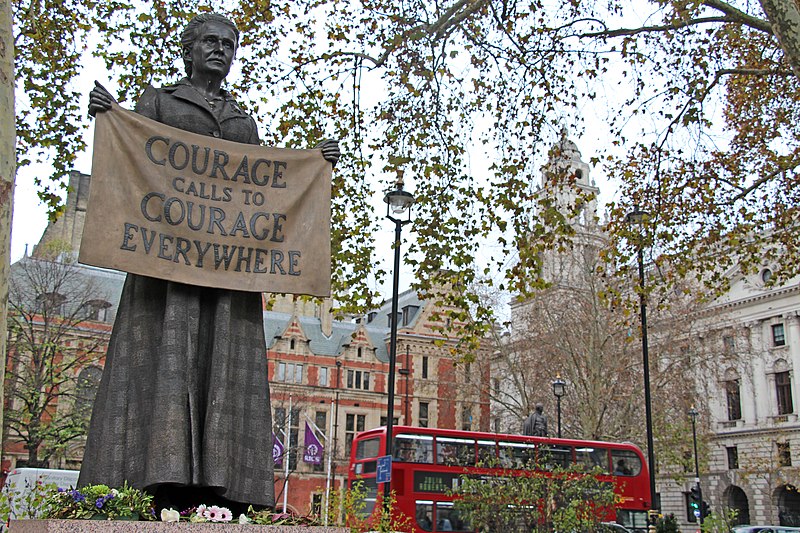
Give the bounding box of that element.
[760,0,800,78]
[0,0,17,458]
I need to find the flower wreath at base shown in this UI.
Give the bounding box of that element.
[42,484,321,525]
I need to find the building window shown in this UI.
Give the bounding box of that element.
[773,324,786,347]
[402,305,419,326]
[493,417,500,433]
[380,416,399,427]
[493,378,500,396]
[290,338,296,350]
[419,402,429,428]
[723,335,735,353]
[387,312,401,328]
[84,299,112,322]
[357,347,362,358]
[726,380,742,421]
[345,413,366,452]
[311,493,323,515]
[276,362,303,384]
[422,356,429,379]
[464,363,471,384]
[727,446,739,470]
[346,370,370,390]
[319,367,329,387]
[778,442,792,467]
[776,371,793,415]
[274,407,301,470]
[461,406,472,431]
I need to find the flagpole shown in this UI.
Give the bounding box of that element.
[324,398,334,526]
[283,394,292,513]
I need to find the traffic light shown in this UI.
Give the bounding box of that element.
[689,484,702,518]
[702,500,711,519]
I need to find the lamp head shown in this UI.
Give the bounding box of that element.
[552,375,566,398]
[384,176,415,220]
[626,204,649,225]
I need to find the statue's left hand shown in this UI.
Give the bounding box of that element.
[316,139,341,167]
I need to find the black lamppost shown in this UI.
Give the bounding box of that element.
[552,375,566,438]
[382,178,415,508]
[627,204,657,511]
[688,406,704,525]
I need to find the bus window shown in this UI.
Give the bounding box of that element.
[539,444,572,469]
[477,440,497,466]
[435,502,470,532]
[498,441,536,468]
[416,501,434,531]
[436,437,476,467]
[350,477,378,516]
[611,449,642,476]
[353,460,377,475]
[394,434,434,463]
[617,509,648,531]
[576,446,610,472]
[356,437,381,460]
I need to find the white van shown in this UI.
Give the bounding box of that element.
[2,468,80,519]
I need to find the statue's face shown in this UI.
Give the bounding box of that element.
[186,21,237,80]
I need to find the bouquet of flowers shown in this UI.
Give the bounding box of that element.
[42,483,156,521]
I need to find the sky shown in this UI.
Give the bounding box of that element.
[9,13,626,304]
[9,104,619,303]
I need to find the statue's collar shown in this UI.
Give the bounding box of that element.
[164,78,233,99]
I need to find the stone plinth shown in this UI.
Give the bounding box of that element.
[9,520,348,533]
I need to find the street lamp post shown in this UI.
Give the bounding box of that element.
[627,204,658,512]
[688,406,704,525]
[552,375,566,438]
[382,178,415,510]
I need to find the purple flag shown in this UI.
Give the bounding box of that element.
[303,421,324,465]
[273,431,284,466]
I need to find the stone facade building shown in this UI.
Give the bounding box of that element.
[657,268,800,530]
[506,133,800,531]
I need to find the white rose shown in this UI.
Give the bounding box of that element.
[160,508,180,523]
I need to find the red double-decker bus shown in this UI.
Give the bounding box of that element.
[348,425,650,532]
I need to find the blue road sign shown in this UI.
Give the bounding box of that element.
[376,455,392,484]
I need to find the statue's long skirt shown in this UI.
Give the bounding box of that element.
[78,274,274,507]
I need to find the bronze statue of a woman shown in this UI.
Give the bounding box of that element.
[81,12,339,513]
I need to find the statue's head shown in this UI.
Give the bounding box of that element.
[535,403,543,413]
[181,13,240,77]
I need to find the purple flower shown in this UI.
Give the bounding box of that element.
[96,497,105,509]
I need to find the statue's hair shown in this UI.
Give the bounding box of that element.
[181,13,240,76]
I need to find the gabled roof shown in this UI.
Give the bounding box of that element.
[9,257,126,323]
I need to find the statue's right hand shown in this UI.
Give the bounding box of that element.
[88,81,116,117]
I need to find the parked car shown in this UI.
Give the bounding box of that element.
[732,526,800,533]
